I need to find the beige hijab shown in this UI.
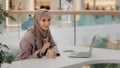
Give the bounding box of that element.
[30,9,56,49]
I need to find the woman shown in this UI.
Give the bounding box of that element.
[16,9,60,61]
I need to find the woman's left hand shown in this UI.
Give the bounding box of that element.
[46,48,57,58]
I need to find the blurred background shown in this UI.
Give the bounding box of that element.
[1,0,120,68]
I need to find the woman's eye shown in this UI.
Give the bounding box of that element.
[48,19,51,21]
[42,19,46,22]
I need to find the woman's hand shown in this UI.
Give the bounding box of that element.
[46,48,57,58]
[40,42,50,53]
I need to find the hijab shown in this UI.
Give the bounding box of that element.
[30,9,56,49]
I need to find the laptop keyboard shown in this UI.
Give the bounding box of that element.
[69,52,89,58]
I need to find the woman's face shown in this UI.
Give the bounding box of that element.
[39,16,51,31]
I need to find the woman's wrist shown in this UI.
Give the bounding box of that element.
[40,47,48,56]
[40,47,46,53]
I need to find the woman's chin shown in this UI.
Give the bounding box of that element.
[43,28,49,31]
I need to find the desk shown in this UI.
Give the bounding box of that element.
[9,46,120,68]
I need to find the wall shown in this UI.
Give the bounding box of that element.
[50,0,59,10]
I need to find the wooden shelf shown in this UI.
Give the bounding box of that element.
[7,10,120,16]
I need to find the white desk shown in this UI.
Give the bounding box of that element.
[9,46,120,68]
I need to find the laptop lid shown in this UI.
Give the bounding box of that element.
[69,35,97,58]
[87,35,96,57]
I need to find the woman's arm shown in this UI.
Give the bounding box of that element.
[15,38,42,61]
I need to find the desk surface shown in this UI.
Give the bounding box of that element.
[10,46,120,68]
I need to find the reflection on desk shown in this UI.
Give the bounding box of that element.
[9,46,120,68]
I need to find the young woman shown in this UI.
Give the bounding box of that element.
[16,9,60,61]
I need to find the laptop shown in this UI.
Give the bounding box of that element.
[69,35,96,58]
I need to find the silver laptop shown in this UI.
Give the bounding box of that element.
[69,35,96,58]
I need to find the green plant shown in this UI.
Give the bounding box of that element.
[3,51,15,63]
[90,63,119,68]
[0,5,16,66]
[94,35,109,48]
[0,5,16,24]
[0,41,9,67]
[0,33,16,68]
[0,32,2,35]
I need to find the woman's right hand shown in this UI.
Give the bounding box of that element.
[46,48,57,58]
[40,42,50,53]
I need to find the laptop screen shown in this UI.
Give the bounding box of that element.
[88,35,96,57]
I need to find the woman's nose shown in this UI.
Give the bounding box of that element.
[45,21,49,26]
